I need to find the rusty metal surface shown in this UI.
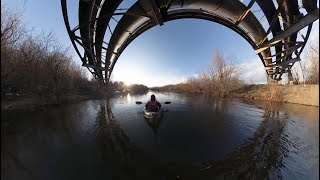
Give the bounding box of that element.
[61,0,319,83]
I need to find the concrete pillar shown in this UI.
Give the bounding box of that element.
[287,70,293,85]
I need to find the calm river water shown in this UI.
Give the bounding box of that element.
[1,92,319,180]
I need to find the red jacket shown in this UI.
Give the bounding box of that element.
[145,100,161,109]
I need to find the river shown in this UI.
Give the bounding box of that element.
[1,91,319,180]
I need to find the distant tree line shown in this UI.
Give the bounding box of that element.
[126,84,148,94]
[150,84,190,92]
[153,44,319,98]
[109,81,149,94]
[152,52,243,98]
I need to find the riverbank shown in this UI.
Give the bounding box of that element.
[1,93,100,111]
[232,84,319,107]
[2,84,318,111]
[1,89,150,111]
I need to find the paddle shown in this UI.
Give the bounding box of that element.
[135,101,143,104]
[135,101,171,104]
[135,101,171,114]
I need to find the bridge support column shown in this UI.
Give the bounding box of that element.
[267,75,278,84]
[287,70,294,85]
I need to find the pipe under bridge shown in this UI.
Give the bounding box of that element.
[61,0,319,84]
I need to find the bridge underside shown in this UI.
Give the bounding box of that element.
[61,0,319,83]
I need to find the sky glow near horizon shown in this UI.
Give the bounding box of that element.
[5,0,319,87]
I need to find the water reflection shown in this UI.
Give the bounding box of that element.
[93,100,172,179]
[205,97,230,113]
[2,94,318,180]
[92,100,293,179]
[2,104,91,180]
[197,102,290,179]
[143,116,163,135]
[126,93,132,103]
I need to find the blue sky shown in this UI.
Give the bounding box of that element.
[5,0,319,87]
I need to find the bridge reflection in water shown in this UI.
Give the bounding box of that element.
[92,99,297,179]
[1,94,318,180]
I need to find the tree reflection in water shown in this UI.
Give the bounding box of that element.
[199,102,290,179]
[94,100,290,179]
[1,104,89,180]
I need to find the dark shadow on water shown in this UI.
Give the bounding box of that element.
[1,104,88,180]
[143,116,163,135]
[91,99,291,179]
[93,99,175,179]
[198,102,290,179]
[2,96,316,180]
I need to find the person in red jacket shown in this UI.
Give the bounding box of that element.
[145,94,161,112]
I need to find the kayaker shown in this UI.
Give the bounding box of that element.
[145,94,161,112]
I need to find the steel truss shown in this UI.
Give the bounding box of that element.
[61,0,319,83]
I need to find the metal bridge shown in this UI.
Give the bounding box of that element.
[61,0,319,84]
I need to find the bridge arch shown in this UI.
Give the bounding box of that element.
[61,0,319,83]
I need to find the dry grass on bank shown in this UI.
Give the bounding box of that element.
[231,84,285,102]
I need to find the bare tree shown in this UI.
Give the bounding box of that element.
[291,65,300,85]
[291,39,319,85]
[185,51,242,97]
[305,40,319,84]
[1,3,25,48]
[1,3,25,96]
[206,52,241,97]
[0,2,130,102]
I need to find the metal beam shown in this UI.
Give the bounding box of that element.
[274,57,301,67]
[107,8,263,75]
[263,42,303,60]
[82,64,109,71]
[235,0,256,26]
[258,10,280,45]
[75,36,109,51]
[269,70,289,75]
[296,24,313,57]
[62,0,319,83]
[138,0,163,25]
[61,0,84,62]
[265,57,301,70]
[255,9,319,54]
[148,0,164,25]
[74,38,97,66]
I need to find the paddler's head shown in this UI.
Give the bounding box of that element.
[151,94,156,101]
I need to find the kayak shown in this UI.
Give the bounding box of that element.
[143,108,164,119]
